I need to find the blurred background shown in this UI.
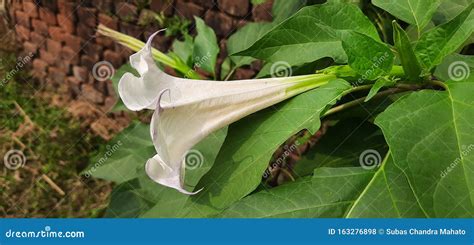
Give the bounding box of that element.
[0,0,276,217]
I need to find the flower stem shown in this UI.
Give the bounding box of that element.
[97,25,203,80]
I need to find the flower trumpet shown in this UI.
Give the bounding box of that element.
[119,32,336,194]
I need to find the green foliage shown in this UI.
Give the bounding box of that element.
[89,1,474,218]
[193,17,219,76]
[392,21,423,80]
[340,30,394,80]
[236,2,379,66]
[414,4,473,70]
[372,0,441,31]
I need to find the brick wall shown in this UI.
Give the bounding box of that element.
[8,0,273,139]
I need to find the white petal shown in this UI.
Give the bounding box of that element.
[120,32,335,194]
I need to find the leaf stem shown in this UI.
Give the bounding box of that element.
[323,87,406,118]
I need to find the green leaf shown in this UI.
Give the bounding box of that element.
[193,17,219,76]
[171,34,194,67]
[218,167,374,218]
[104,180,153,218]
[392,21,423,81]
[340,31,394,80]
[414,4,474,70]
[191,79,352,210]
[372,0,441,31]
[346,152,427,217]
[227,22,274,68]
[294,119,388,177]
[364,77,396,102]
[85,122,155,184]
[272,0,307,23]
[236,2,379,67]
[375,78,474,217]
[434,54,474,82]
[433,0,472,24]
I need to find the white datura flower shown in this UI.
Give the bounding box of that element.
[119,32,336,194]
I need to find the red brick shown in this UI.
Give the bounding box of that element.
[81,55,98,71]
[91,0,113,13]
[103,50,122,68]
[67,76,82,96]
[15,10,30,27]
[23,42,38,55]
[194,0,216,9]
[95,36,114,47]
[83,43,103,56]
[33,58,48,72]
[115,2,137,22]
[57,14,75,34]
[29,32,46,47]
[22,1,38,18]
[57,60,71,74]
[61,46,79,65]
[32,19,48,35]
[46,38,62,56]
[48,26,66,43]
[48,67,67,84]
[73,66,88,82]
[77,7,97,28]
[98,13,118,30]
[15,25,30,41]
[32,59,48,79]
[64,34,83,52]
[58,1,75,16]
[176,0,204,20]
[218,0,249,17]
[81,84,104,104]
[40,49,57,65]
[204,11,235,37]
[150,0,174,16]
[77,23,95,40]
[119,22,143,39]
[39,7,57,25]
